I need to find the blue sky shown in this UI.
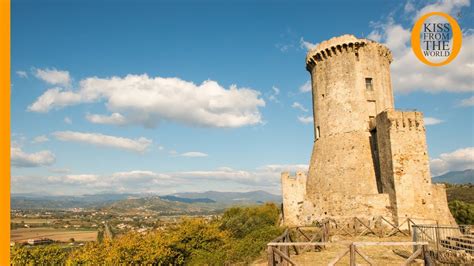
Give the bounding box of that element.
[10,0,474,195]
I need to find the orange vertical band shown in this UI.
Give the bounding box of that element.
[0,0,11,264]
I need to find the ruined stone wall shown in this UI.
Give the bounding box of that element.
[281,172,307,227]
[299,193,393,225]
[376,110,456,226]
[306,35,393,201]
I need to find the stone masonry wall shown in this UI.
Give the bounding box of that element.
[281,172,307,227]
[306,35,393,204]
[376,110,456,226]
[281,35,455,228]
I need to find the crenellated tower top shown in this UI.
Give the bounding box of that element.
[305,34,393,71]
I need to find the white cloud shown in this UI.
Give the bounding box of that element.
[367,0,473,93]
[299,80,311,93]
[86,112,127,126]
[31,135,49,144]
[180,152,208,158]
[367,31,382,42]
[424,117,444,126]
[11,146,55,167]
[257,164,308,173]
[292,102,309,112]
[52,131,152,153]
[63,174,99,184]
[297,115,313,124]
[430,147,474,176]
[460,95,474,106]
[12,163,308,195]
[174,163,308,186]
[413,0,470,22]
[34,68,71,87]
[111,170,171,183]
[16,71,28,78]
[35,170,174,192]
[28,87,81,112]
[300,37,317,50]
[64,117,72,124]
[29,74,265,128]
[268,86,280,103]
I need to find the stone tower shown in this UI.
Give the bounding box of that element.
[281,35,455,227]
[306,35,392,198]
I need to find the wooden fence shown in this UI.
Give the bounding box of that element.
[266,216,436,265]
[267,238,432,266]
[324,216,420,238]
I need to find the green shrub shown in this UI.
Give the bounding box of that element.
[228,225,283,263]
[220,203,280,238]
[449,200,474,224]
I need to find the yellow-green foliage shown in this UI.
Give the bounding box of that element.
[11,245,68,266]
[11,203,283,265]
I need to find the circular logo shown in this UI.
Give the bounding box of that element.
[411,12,462,66]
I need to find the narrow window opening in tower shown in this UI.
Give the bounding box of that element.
[316,126,320,140]
[365,78,373,91]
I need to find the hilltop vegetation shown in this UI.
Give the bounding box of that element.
[445,183,474,204]
[11,203,283,265]
[442,183,474,225]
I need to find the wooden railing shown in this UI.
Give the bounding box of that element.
[267,240,432,266]
[324,216,425,238]
[266,216,436,265]
[267,229,292,266]
[330,241,432,266]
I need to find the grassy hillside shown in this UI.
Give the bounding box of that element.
[102,196,223,215]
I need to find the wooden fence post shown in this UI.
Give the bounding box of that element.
[422,245,434,266]
[349,243,356,266]
[267,246,274,266]
[435,221,440,255]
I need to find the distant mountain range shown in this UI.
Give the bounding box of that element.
[10,193,137,209]
[432,169,473,184]
[160,195,216,204]
[171,190,281,205]
[11,190,281,211]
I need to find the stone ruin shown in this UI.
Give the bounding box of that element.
[281,35,456,227]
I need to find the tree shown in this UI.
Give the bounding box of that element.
[449,200,474,224]
[220,203,280,238]
[168,218,230,264]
